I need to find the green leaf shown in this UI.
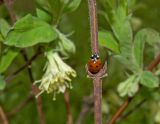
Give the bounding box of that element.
[112,12,133,58]
[142,28,160,45]
[36,8,52,23]
[117,75,140,97]
[102,0,133,58]
[4,14,57,47]
[0,75,6,90]
[0,33,3,41]
[56,29,75,57]
[114,55,138,72]
[133,31,145,69]
[64,0,81,13]
[0,49,18,73]
[140,71,159,88]
[0,18,10,37]
[98,31,120,53]
[133,28,160,69]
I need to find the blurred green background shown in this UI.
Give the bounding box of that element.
[0,0,160,124]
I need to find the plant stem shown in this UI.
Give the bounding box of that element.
[108,53,160,124]
[3,1,46,123]
[5,52,41,82]
[93,78,102,124]
[0,106,8,124]
[3,0,16,23]
[76,94,94,124]
[22,51,46,124]
[88,0,99,54]
[87,0,107,124]
[7,95,34,117]
[64,90,73,124]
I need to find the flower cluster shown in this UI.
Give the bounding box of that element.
[35,51,76,100]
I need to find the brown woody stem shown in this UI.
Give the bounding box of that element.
[88,0,99,54]
[93,78,102,124]
[3,1,46,123]
[64,91,73,124]
[0,106,8,124]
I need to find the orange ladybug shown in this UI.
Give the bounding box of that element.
[87,54,102,74]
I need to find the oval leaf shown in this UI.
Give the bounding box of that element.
[4,14,57,47]
[140,71,159,88]
[36,8,52,23]
[56,29,75,57]
[117,75,140,97]
[0,18,10,37]
[64,0,81,13]
[0,49,18,73]
[98,31,120,53]
[133,28,160,69]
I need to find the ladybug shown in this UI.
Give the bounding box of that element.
[87,54,102,74]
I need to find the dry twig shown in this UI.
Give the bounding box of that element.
[0,106,8,124]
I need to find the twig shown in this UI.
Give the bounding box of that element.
[7,95,34,117]
[0,106,8,124]
[87,0,107,124]
[76,94,94,124]
[64,90,73,124]
[119,98,146,120]
[3,0,16,23]
[4,0,46,123]
[5,52,41,82]
[22,50,46,124]
[108,53,160,124]
[120,87,160,121]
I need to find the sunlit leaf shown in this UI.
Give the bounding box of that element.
[36,8,52,23]
[4,14,57,47]
[64,0,81,13]
[140,71,159,88]
[0,18,10,37]
[56,29,75,57]
[133,28,160,69]
[117,75,140,97]
[98,31,120,53]
[0,48,18,73]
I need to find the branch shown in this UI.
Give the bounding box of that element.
[64,90,73,124]
[7,95,34,117]
[3,0,16,23]
[5,52,41,82]
[0,106,8,124]
[21,50,46,124]
[120,88,160,121]
[119,98,146,120]
[4,0,46,123]
[87,0,107,124]
[76,94,94,124]
[107,53,160,124]
[88,0,99,54]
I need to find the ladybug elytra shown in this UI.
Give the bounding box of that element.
[87,54,102,74]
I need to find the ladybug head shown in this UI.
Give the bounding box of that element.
[90,54,100,61]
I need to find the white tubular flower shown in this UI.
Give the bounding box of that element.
[35,51,76,100]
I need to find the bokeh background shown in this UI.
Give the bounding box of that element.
[0,0,160,124]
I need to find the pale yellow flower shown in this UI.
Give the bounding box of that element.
[35,51,76,100]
